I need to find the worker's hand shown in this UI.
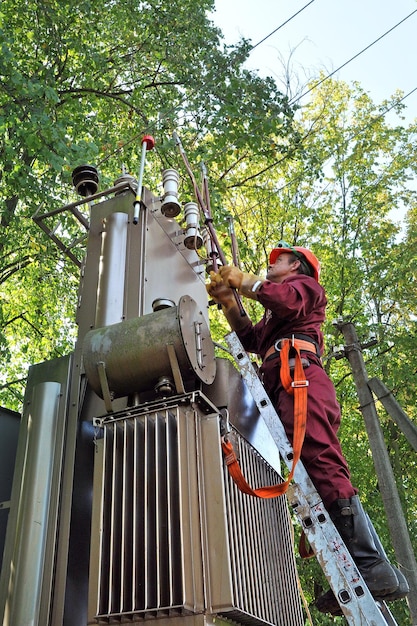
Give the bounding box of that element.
[219,265,264,299]
[218,265,244,289]
[206,271,236,311]
[206,270,251,331]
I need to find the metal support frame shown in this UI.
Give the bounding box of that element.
[32,181,135,267]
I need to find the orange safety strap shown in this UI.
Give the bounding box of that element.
[221,338,309,499]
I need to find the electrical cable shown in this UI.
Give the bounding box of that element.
[213,2,417,178]
[97,7,417,187]
[250,0,316,51]
[289,8,417,104]
[228,83,417,193]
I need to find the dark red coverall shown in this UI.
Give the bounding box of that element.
[236,273,357,508]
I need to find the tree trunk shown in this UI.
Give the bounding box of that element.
[368,377,417,453]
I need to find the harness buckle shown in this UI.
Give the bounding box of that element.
[291,380,309,388]
[273,338,288,352]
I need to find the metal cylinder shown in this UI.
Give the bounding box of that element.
[95,212,128,328]
[83,295,216,398]
[160,169,181,218]
[152,298,175,311]
[2,382,61,626]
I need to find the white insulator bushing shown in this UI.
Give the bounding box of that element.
[152,298,176,311]
[161,168,181,217]
[183,202,203,249]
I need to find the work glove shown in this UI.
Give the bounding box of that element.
[206,270,251,331]
[206,271,236,311]
[218,265,263,300]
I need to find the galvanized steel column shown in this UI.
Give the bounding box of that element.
[95,212,128,328]
[1,381,61,626]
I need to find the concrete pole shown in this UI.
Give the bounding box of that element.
[336,320,417,623]
[368,377,417,453]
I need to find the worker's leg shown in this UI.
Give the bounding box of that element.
[265,361,402,608]
[274,361,356,508]
[366,514,409,600]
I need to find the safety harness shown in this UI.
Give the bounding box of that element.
[221,336,315,499]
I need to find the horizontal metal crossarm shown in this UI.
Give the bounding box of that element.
[225,331,398,626]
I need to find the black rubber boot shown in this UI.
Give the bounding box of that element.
[366,513,409,601]
[315,496,399,615]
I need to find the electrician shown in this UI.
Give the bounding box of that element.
[206,241,407,613]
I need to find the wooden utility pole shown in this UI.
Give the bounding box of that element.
[335,319,417,623]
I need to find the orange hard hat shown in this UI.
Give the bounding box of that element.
[269,241,321,282]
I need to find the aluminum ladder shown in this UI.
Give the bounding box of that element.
[225,331,399,626]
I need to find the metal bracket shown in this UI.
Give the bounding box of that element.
[218,408,231,438]
[97,361,114,413]
[166,343,185,394]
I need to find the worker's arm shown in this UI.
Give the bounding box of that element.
[218,265,264,300]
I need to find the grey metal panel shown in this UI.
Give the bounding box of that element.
[88,400,205,623]
[0,508,10,577]
[0,408,20,504]
[200,415,304,626]
[203,359,281,473]
[0,381,61,626]
[143,206,209,323]
[0,408,20,573]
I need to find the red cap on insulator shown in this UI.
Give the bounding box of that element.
[142,135,155,150]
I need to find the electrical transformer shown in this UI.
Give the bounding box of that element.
[0,163,305,626]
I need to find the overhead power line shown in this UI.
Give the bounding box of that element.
[289,8,417,105]
[250,0,316,51]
